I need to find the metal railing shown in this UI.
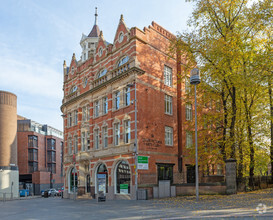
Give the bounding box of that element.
[0,192,14,202]
[237,176,273,192]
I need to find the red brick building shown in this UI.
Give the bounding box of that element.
[17,116,64,195]
[61,10,223,200]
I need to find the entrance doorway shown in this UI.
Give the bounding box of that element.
[96,164,108,193]
[116,161,131,194]
[86,175,90,193]
[69,167,78,193]
[186,165,195,183]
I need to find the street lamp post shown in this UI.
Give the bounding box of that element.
[127,82,138,200]
[73,154,76,201]
[190,68,200,202]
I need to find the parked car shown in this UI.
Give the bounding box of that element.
[48,188,58,196]
[41,188,59,197]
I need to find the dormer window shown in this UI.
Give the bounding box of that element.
[117,56,129,67]
[98,47,103,57]
[119,32,124,42]
[71,67,75,75]
[98,69,107,78]
[70,85,78,94]
[83,78,88,88]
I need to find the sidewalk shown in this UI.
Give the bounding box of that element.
[0,188,272,219]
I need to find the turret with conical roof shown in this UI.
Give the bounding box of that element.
[80,7,100,62]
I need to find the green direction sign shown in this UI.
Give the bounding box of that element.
[138,156,149,170]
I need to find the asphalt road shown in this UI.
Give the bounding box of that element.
[1,188,273,219]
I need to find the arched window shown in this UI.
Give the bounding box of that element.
[117,56,129,67]
[70,85,78,94]
[98,47,103,57]
[83,78,88,88]
[69,167,77,192]
[96,163,108,193]
[97,69,107,78]
[119,32,124,42]
[116,161,130,194]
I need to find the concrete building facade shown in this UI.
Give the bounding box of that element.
[17,116,64,195]
[0,91,19,199]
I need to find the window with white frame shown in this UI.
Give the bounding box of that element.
[98,69,107,78]
[186,131,193,148]
[103,127,108,148]
[114,123,120,146]
[124,120,131,144]
[165,126,173,146]
[119,32,124,42]
[68,139,72,155]
[115,91,120,110]
[68,113,72,127]
[83,77,88,88]
[164,65,172,87]
[81,132,86,151]
[186,103,192,121]
[94,129,99,149]
[117,56,129,67]
[74,110,78,125]
[87,106,90,120]
[124,87,130,106]
[94,100,100,117]
[164,94,173,115]
[185,77,191,93]
[103,97,108,114]
[82,106,86,122]
[87,132,90,150]
[74,136,78,153]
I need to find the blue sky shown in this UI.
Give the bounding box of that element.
[0,0,194,131]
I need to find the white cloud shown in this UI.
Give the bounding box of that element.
[0,57,63,99]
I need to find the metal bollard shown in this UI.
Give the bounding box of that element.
[3,193,6,202]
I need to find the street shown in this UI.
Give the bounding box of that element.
[1,188,273,220]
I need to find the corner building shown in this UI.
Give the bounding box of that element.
[61,12,192,200]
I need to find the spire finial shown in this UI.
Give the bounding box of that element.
[95,7,98,25]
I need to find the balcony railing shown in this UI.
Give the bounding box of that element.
[66,91,79,102]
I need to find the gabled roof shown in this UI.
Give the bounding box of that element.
[88,24,100,38]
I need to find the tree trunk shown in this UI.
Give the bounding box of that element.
[221,91,227,161]
[269,77,273,181]
[243,89,255,182]
[238,139,244,179]
[230,86,236,159]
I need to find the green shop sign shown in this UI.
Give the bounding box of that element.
[120,184,128,194]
